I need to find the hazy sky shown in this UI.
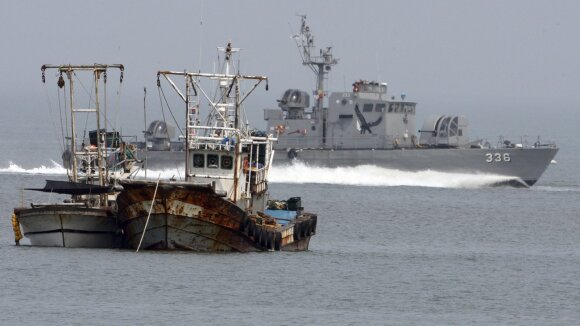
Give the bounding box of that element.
[1,0,579,142]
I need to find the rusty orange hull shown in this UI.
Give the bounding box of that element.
[116,180,316,252]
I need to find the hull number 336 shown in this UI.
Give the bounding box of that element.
[485,153,511,163]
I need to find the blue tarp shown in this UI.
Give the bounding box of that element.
[265,209,297,226]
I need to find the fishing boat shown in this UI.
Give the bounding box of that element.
[262,15,558,187]
[116,43,317,252]
[12,64,138,248]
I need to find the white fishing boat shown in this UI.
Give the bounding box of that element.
[13,64,138,248]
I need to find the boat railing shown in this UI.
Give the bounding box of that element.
[247,136,277,144]
[277,134,392,149]
[188,130,275,150]
[245,166,266,182]
[492,136,558,149]
[189,141,235,151]
[187,125,237,150]
[244,166,267,194]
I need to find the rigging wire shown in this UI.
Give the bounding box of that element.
[57,86,66,150]
[157,83,184,137]
[104,71,108,137]
[71,71,94,145]
[113,74,123,134]
[96,70,124,136]
[42,79,65,154]
[63,76,70,141]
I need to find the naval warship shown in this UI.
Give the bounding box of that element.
[134,16,557,187]
[262,15,558,187]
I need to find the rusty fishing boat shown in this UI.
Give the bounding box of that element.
[116,43,317,252]
[13,64,138,248]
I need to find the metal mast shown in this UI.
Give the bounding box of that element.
[156,44,267,182]
[293,15,338,146]
[41,64,124,186]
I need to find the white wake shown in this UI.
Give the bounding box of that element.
[0,161,67,175]
[268,162,519,188]
[1,161,520,188]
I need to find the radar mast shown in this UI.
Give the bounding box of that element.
[293,15,338,146]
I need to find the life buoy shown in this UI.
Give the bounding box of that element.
[275,124,285,134]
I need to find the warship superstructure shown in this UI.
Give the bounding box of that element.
[263,16,557,187]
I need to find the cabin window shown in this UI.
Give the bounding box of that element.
[363,103,373,112]
[221,155,233,170]
[339,114,353,119]
[207,154,219,168]
[193,154,204,168]
[458,129,463,136]
[390,103,400,113]
[375,103,386,112]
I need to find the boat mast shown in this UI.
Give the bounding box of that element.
[41,64,124,186]
[94,69,103,186]
[185,73,191,179]
[67,67,78,182]
[294,15,338,146]
[157,44,268,183]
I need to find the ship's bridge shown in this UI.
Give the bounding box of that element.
[352,80,387,94]
[351,80,387,101]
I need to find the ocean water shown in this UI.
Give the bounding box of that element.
[1,134,579,325]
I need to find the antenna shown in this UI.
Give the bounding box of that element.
[198,0,204,72]
[291,15,339,147]
[143,86,148,177]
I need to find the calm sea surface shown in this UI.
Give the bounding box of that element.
[1,129,579,325]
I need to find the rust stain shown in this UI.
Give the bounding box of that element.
[116,180,317,252]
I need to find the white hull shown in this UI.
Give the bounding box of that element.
[15,205,121,248]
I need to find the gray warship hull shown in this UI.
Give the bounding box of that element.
[274,146,558,187]
[137,145,557,187]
